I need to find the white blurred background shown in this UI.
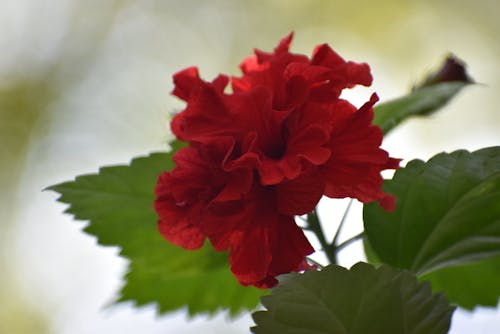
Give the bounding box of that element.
[1,0,499,333]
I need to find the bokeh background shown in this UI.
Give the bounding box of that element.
[1,0,499,333]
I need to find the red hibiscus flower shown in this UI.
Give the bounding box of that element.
[155,33,398,288]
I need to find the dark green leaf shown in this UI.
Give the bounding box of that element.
[252,262,454,334]
[364,147,500,308]
[48,140,264,316]
[373,81,468,135]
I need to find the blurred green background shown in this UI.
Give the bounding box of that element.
[1,0,499,333]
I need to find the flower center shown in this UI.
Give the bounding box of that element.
[265,141,286,160]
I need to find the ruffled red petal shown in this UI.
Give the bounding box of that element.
[276,171,325,216]
[155,173,205,250]
[322,94,398,210]
[227,198,314,287]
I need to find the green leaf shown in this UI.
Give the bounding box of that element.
[252,262,454,334]
[48,140,264,316]
[421,256,500,310]
[364,147,500,308]
[362,236,381,265]
[373,81,468,135]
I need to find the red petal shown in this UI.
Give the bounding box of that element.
[229,220,272,285]
[158,216,205,250]
[275,32,294,53]
[345,61,372,87]
[311,44,373,87]
[172,67,201,101]
[155,173,205,250]
[322,94,398,209]
[171,83,233,141]
[229,212,314,287]
[266,215,314,277]
[284,62,331,82]
[276,171,325,215]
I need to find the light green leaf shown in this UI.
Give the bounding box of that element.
[364,147,500,308]
[374,81,468,135]
[252,262,454,334]
[421,256,500,310]
[48,141,264,316]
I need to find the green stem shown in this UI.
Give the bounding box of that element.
[305,201,363,266]
[306,256,325,269]
[335,231,365,252]
[331,199,353,248]
[307,209,337,264]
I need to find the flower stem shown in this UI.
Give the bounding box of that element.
[306,256,325,269]
[335,231,365,252]
[331,199,353,248]
[306,209,337,264]
[305,200,364,266]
